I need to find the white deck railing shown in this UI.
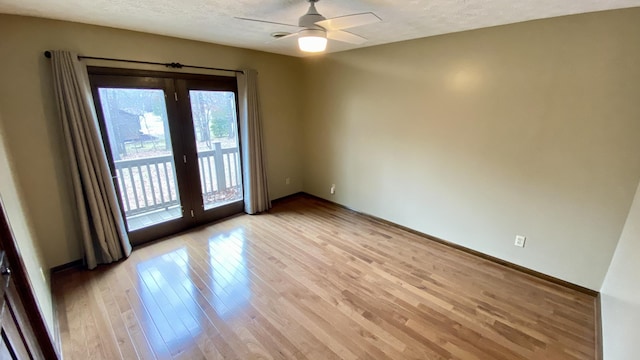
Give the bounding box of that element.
[114,143,241,216]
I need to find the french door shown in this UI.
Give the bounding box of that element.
[89,68,243,245]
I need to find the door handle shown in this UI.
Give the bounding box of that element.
[1,266,10,276]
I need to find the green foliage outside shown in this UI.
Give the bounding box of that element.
[210,116,232,138]
[199,91,235,140]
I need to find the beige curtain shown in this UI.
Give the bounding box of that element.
[51,51,131,269]
[237,69,271,214]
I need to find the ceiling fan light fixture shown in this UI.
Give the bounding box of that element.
[298,29,327,53]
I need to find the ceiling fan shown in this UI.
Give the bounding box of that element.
[236,0,382,53]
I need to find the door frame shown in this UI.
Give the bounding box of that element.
[88,67,244,245]
[0,198,60,359]
[89,71,193,245]
[175,77,244,224]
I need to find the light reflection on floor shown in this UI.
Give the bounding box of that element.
[207,228,251,319]
[137,247,202,353]
[134,229,251,354]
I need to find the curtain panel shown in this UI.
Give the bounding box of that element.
[50,50,131,269]
[237,69,271,214]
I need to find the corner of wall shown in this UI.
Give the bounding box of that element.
[599,177,640,359]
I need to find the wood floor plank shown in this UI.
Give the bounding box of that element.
[111,261,173,360]
[56,273,88,360]
[165,244,280,360]
[94,271,141,359]
[221,228,406,358]
[54,195,596,359]
[85,272,128,360]
[174,241,306,360]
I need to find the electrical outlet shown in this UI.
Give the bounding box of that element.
[514,235,526,248]
[330,184,336,195]
[285,177,290,185]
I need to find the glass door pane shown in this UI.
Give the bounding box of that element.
[96,88,183,231]
[188,90,243,210]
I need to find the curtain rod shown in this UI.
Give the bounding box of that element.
[43,50,243,74]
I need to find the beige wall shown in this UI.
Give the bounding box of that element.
[0,15,305,268]
[0,113,54,337]
[302,8,640,290]
[601,181,640,359]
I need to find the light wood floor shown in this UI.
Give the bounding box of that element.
[53,195,596,360]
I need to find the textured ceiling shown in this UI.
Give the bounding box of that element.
[1,0,639,57]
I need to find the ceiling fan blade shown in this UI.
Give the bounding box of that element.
[234,17,300,28]
[327,30,367,45]
[274,32,299,41]
[315,12,381,31]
